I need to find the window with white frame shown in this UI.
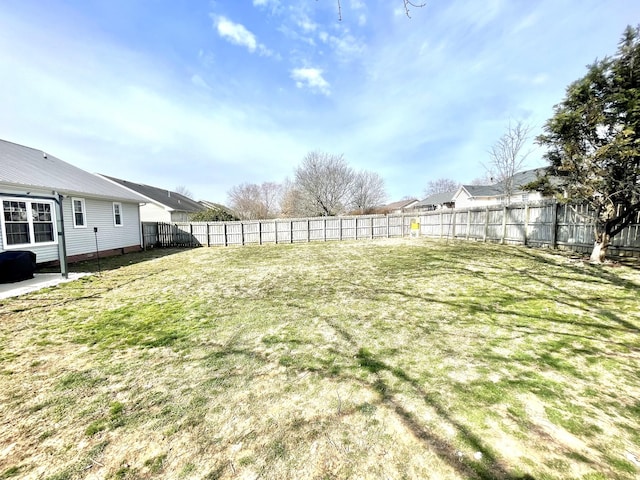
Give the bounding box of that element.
[113,202,123,226]
[72,198,86,228]
[2,198,56,247]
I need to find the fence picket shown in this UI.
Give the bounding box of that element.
[141,201,640,257]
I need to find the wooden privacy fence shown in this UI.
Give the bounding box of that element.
[416,202,640,256]
[142,201,640,257]
[143,215,412,249]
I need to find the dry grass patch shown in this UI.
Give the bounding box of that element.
[1,239,639,479]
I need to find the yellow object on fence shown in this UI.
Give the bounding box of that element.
[410,219,420,237]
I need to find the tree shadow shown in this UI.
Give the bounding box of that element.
[37,248,187,274]
[325,330,537,479]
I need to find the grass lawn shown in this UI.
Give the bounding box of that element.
[1,238,639,479]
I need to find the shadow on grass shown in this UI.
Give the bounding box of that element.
[197,324,536,479]
[0,269,169,315]
[37,247,189,274]
[315,320,537,480]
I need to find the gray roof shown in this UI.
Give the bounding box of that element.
[383,198,419,210]
[103,176,204,213]
[0,139,146,202]
[462,168,550,198]
[460,184,503,197]
[416,190,456,207]
[199,200,233,212]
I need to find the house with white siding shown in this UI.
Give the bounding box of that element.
[99,176,204,223]
[379,198,420,214]
[0,139,146,265]
[413,191,457,211]
[453,168,550,208]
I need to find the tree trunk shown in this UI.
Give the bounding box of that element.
[589,231,610,263]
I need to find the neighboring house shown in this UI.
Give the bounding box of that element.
[414,191,457,211]
[100,176,204,223]
[380,198,420,214]
[453,168,550,208]
[197,200,238,221]
[0,139,146,264]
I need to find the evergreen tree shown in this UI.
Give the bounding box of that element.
[532,25,640,262]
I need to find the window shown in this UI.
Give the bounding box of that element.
[72,198,86,228]
[2,199,56,247]
[113,202,123,226]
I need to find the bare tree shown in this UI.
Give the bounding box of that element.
[350,170,387,214]
[294,151,354,216]
[260,182,282,218]
[423,178,460,197]
[174,185,194,199]
[485,120,532,203]
[279,178,306,218]
[470,172,495,186]
[227,182,282,220]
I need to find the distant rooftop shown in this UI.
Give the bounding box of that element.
[102,176,204,212]
[416,191,456,207]
[462,167,550,197]
[384,198,419,211]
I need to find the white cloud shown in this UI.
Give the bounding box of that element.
[215,16,256,51]
[191,74,210,89]
[290,67,330,95]
[315,28,364,63]
[213,16,272,56]
[327,32,365,61]
[253,0,278,7]
[295,13,317,33]
[252,0,282,15]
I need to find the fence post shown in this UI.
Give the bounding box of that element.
[466,209,471,240]
[483,207,489,242]
[339,218,343,241]
[323,218,327,241]
[290,220,293,243]
[223,223,228,247]
[386,215,390,238]
[371,217,374,239]
[241,222,245,245]
[501,206,507,245]
[524,204,530,246]
[259,221,262,245]
[355,217,358,240]
[274,220,278,244]
[451,211,457,239]
[551,201,559,249]
[307,219,310,242]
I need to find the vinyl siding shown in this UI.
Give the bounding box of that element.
[170,211,190,222]
[63,197,141,256]
[1,185,141,263]
[140,203,171,223]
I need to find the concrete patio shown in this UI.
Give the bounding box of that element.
[0,273,91,300]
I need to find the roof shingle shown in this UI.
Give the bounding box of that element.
[102,176,204,212]
[0,139,145,202]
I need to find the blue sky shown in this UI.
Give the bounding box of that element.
[1,1,638,204]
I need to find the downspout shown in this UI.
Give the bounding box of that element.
[53,192,69,279]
